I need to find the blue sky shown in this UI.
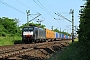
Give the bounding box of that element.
[0,0,85,34]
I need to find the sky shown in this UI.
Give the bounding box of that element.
[0,0,85,34]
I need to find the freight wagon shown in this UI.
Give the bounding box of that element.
[66,35,68,40]
[45,28,55,41]
[55,32,61,40]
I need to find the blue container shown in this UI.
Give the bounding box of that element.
[55,32,59,39]
[66,35,68,39]
[62,34,64,39]
[60,34,62,39]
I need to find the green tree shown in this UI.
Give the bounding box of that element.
[20,22,46,29]
[0,17,21,36]
[79,0,90,43]
[53,28,60,33]
[53,28,71,36]
[78,1,90,59]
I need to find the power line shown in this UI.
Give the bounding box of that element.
[45,0,56,13]
[17,0,42,22]
[28,13,41,22]
[45,0,71,18]
[37,0,54,18]
[33,0,46,12]
[37,0,48,11]
[37,0,53,15]
[55,12,71,22]
[33,0,54,18]
[17,0,30,9]
[17,0,39,13]
[0,0,26,15]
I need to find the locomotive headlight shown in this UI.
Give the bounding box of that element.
[30,31,33,35]
[23,32,27,35]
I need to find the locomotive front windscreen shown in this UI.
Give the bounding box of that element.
[23,27,34,35]
[23,27,33,31]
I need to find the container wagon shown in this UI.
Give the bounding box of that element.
[55,32,60,40]
[66,35,68,40]
[45,28,55,41]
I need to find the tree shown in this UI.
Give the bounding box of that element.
[20,22,46,29]
[79,0,90,43]
[53,28,71,36]
[0,17,21,36]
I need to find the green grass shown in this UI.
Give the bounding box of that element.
[0,36,22,46]
[46,38,90,60]
[46,39,83,60]
[57,39,80,60]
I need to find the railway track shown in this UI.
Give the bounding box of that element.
[0,40,71,60]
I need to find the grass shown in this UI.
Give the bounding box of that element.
[46,38,90,60]
[0,36,22,46]
[57,39,80,60]
[46,38,89,60]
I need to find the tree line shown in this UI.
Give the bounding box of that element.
[77,0,90,59]
[0,17,21,36]
[0,17,71,37]
[78,0,90,43]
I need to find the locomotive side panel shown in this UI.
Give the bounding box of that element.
[37,28,46,39]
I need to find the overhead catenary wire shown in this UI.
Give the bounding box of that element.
[55,12,72,22]
[37,0,54,18]
[33,0,46,12]
[17,0,42,23]
[37,0,49,12]
[45,0,56,13]
[33,0,54,18]
[37,0,54,17]
[0,0,26,15]
[17,0,30,9]
[17,0,39,13]
[44,0,71,19]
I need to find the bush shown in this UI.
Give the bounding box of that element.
[1,32,6,37]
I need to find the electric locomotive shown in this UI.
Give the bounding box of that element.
[22,26,46,43]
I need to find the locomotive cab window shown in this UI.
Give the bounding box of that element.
[29,28,33,31]
[23,27,33,31]
[23,28,28,31]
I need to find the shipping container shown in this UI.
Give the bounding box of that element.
[68,36,70,39]
[66,35,68,39]
[45,29,55,39]
[55,32,59,38]
[60,34,64,39]
[64,35,66,39]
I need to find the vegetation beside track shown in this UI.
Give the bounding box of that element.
[57,39,80,60]
[57,39,90,60]
[46,38,90,60]
[0,36,22,46]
